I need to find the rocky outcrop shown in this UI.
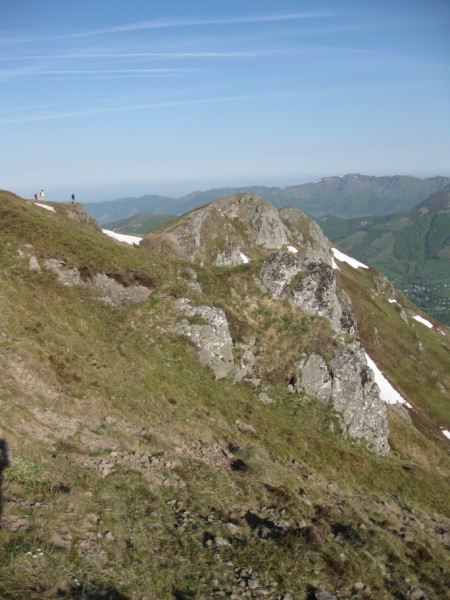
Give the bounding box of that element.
[173,298,236,379]
[259,251,356,333]
[42,259,151,307]
[294,342,390,454]
[329,343,389,454]
[173,298,256,382]
[221,194,288,249]
[65,204,102,230]
[156,193,289,266]
[213,245,246,267]
[279,206,331,262]
[163,195,391,453]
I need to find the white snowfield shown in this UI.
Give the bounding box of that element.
[34,202,55,213]
[102,229,143,246]
[287,245,298,254]
[443,430,450,441]
[240,252,250,264]
[331,248,369,270]
[365,353,412,409]
[413,315,433,329]
[331,258,340,271]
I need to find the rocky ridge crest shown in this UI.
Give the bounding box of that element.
[154,194,390,454]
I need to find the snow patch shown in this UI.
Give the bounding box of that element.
[331,257,340,271]
[34,203,55,213]
[442,430,450,441]
[287,245,298,254]
[412,315,433,329]
[365,353,412,409]
[102,229,143,246]
[331,248,369,270]
[388,299,398,304]
[240,252,250,264]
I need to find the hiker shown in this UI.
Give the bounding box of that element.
[34,192,38,201]
[112,223,116,231]
[40,189,45,201]
[71,193,75,204]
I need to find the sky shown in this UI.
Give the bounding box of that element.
[1,0,449,203]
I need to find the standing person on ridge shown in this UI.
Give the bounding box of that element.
[71,193,75,204]
[34,192,38,200]
[40,189,44,201]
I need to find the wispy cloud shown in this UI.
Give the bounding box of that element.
[0,49,285,61]
[65,12,334,38]
[0,12,334,45]
[0,95,265,123]
[0,81,437,125]
[4,67,195,75]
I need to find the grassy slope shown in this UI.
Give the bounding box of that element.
[320,210,450,326]
[0,192,449,599]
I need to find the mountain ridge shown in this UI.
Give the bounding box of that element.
[83,174,450,224]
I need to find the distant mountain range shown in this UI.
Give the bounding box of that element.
[84,174,449,224]
[320,185,450,325]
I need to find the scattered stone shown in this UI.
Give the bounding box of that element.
[258,392,274,405]
[407,588,429,600]
[29,255,41,271]
[51,533,73,549]
[235,420,257,435]
[214,536,232,548]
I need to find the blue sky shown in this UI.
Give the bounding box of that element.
[1,0,449,202]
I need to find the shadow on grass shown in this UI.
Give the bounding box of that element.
[0,438,10,528]
[57,584,130,599]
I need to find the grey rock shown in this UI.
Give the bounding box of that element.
[258,392,274,404]
[296,354,332,402]
[173,298,235,379]
[407,587,429,600]
[161,193,289,266]
[89,273,150,307]
[44,260,151,306]
[280,206,331,262]
[214,245,246,267]
[330,342,390,454]
[235,419,257,435]
[296,343,390,454]
[259,251,354,333]
[29,255,41,271]
[45,259,81,286]
[226,194,288,249]
[214,536,232,547]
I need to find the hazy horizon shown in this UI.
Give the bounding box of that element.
[9,170,450,205]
